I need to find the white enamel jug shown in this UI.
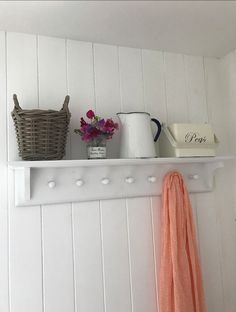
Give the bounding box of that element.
[117,112,161,158]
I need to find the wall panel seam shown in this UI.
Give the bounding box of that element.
[40,206,45,312]
[36,35,40,109]
[202,57,210,123]
[99,201,107,312]
[150,197,159,312]
[70,203,77,312]
[162,52,169,124]
[183,55,190,123]
[117,46,123,112]
[4,30,10,312]
[125,199,134,312]
[7,170,13,312]
[65,39,72,159]
[212,196,226,309]
[140,49,146,111]
[92,43,97,112]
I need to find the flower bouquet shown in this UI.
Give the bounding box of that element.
[74,110,119,159]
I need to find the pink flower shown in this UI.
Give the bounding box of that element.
[80,117,87,127]
[104,119,113,127]
[86,110,95,119]
[74,111,119,143]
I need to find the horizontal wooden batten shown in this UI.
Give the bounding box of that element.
[9,156,233,206]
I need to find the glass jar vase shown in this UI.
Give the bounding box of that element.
[87,138,107,159]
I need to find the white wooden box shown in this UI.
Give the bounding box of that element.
[159,124,219,157]
[168,123,215,144]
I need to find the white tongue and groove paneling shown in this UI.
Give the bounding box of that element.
[141,50,165,312]
[67,40,95,160]
[38,36,74,312]
[207,56,236,312]
[118,47,144,112]
[142,49,167,123]
[38,36,67,110]
[42,204,74,312]
[2,30,236,312]
[9,195,43,312]
[7,32,39,161]
[194,193,224,312]
[184,55,208,123]
[185,55,224,312]
[150,196,161,312]
[127,198,157,312]
[213,165,236,312]
[72,202,104,312]
[100,199,132,312]
[206,57,229,154]
[0,31,9,312]
[38,35,70,159]
[142,49,167,156]
[6,32,43,312]
[118,52,157,312]
[93,43,121,158]
[164,52,188,123]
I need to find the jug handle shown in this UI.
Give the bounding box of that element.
[151,118,162,142]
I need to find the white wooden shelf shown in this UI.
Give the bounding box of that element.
[9,156,233,206]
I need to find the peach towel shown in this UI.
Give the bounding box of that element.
[159,171,206,312]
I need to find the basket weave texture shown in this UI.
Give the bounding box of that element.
[11,94,71,160]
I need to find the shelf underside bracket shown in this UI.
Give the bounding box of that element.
[15,167,31,204]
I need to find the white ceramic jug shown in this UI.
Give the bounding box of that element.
[117,112,161,158]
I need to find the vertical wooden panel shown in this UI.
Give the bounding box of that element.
[93,43,121,158]
[213,166,236,312]
[220,51,236,156]
[206,57,230,154]
[220,52,236,218]
[42,204,74,312]
[72,201,104,312]
[142,49,167,156]
[3,31,236,312]
[0,30,9,312]
[189,194,200,247]
[38,35,70,158]
[184,55,208,123]
[206,57,236,312]
[127,198,157,312]
[9,200,43,312]
[38,36,74,312]
[186,56,224,312]
[7,32,38,160]
[7,32,43,312]
[164,52,188,123]
[93,44,121,116]
[100,199,132,312]
[194,193,224,312]
[118,47,144,112]
[67,40,95,159]
[142,49,167,123]
[118,51,157,311]
[38,36,67,109]
[150,197,161,312]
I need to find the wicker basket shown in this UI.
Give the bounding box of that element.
[11,94,71,160]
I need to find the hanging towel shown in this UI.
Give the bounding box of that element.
[159,171,206,312]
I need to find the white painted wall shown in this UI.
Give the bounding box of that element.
[0,31,236,312]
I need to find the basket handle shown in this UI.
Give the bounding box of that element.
[61,95,70,116]
[13,94,21,110]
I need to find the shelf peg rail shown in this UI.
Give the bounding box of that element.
[9,156,233,207]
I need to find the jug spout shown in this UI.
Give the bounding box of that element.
[116,112,126,124]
